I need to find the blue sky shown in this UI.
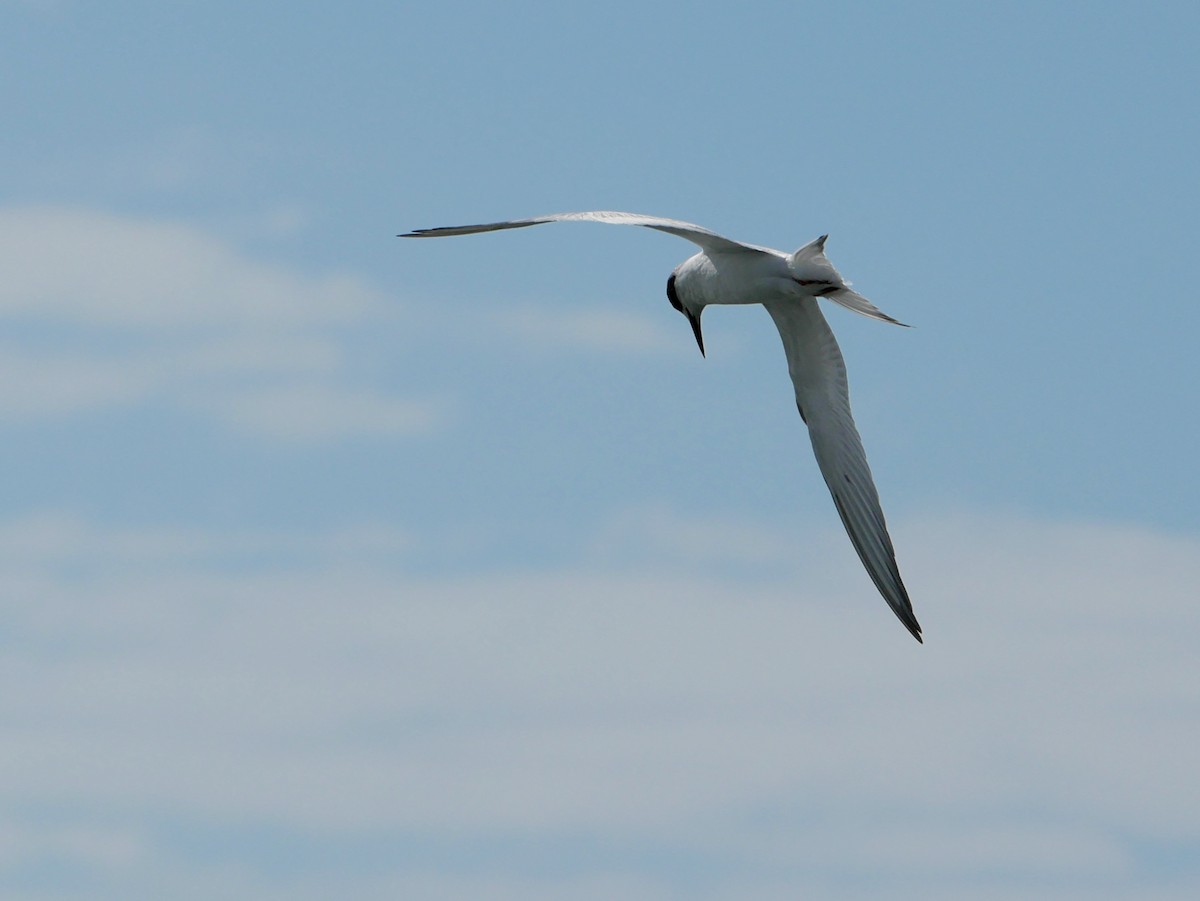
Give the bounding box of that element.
[2,1,1199,898]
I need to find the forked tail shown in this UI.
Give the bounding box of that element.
[788,235,910,327]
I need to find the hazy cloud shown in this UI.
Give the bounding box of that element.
[0,205,377,329]
[587,502,811,570]
[0,347,156,414]
[0,205,440,441]
[0,509,1196,899]
[215,382,446,441]
[493,305,683,356]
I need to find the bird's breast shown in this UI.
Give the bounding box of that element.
[675,251,794,307]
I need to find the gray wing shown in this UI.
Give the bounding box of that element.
[763,297,922,642]
[400,210,770,256]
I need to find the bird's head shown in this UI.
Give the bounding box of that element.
[666,272,705,357]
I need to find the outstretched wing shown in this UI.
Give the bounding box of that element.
[763,296,922,642]
[400,210,771,256]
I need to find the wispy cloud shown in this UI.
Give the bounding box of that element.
[0,348,156,414]
[0,510,414,570]
[587,503,809,570]
[215,383,446,441]
[0,205,377,329]
[0,509,1196,898]
[493,305,683,356]
[0,205,441,441]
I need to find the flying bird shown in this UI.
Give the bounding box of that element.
[400,211,922,642]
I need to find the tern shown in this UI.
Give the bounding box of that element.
[401,211,922,642]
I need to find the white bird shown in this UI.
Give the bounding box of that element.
[401,211,922,642]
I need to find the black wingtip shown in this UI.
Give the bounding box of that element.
[900,612,923,643]
[870,309,912,328]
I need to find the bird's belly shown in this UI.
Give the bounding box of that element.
[678,253,793,307]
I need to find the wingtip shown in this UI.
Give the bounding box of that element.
[903,616,924,643]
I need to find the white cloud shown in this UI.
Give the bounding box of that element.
[0,347,156,414]
[494,305,683,355]
[0,509,1197,899]
[215,383,446,441]
[0,205,378,329]
[587,503,812,568]
[0,205,440,441]
[0,510,413,570]
[170,333,343,377]
[0,821,143,871]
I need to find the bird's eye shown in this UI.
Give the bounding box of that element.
[666,274,683,313]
